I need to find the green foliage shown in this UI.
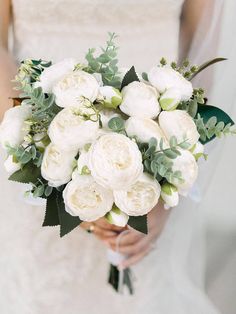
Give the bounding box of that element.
[128,215,148,234]
[141,72,148,81]
[85,32,121,88]
[139,136,190,185]
[178,88,205,118]
[6,144,43,167]
[43,189,60,226]
[9,163,41,184]
[189,57,227,80]
[108,116,125,133]
[56,192,82,237]
[121,66,140,90]
[14,59,52,91]
[194,104,235,143]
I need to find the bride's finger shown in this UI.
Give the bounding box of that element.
[95,218,125,232]
[107,231,143,248]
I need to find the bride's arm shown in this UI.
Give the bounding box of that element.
[0,0,18,121]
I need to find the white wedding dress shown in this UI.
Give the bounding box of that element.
[0,0,221,313]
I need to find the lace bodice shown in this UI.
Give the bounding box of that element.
[12,0,184,70]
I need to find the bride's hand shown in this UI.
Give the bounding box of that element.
[107,202,170,269]
[80,218,126,242]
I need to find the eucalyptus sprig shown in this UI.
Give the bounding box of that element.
[6,143,43,167]
[85,32,121,88]
[178,88,205,118]
[138,136,190,184]
[195,114,236,142]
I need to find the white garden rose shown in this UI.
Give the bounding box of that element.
[35,58,76,93]
[125,117,168,148]
[0,106,31,149]
[120,81,161,118]
[48,107,99,151]
[113,173,161,216]
[171,149,198,195]
[148,66,193,101]
[41,143,77,187]
[53,70,99,108]
[159,110,200,146]
[63,175,113,221]
[3,155,21,174]
[105,205,129,227]
[89,133,143,190]
[99,86,122,109]
[159,87,181,111]
[161,182,179,209]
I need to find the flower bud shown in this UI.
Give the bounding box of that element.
[159,87,181,111]
[161,182,179,208]
[100,86,122,109]
[105,205,129,227]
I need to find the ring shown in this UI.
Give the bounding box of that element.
[87,223,95,234]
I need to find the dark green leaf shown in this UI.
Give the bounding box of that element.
[57,193,82,237]
[9,163,41,184]
[128,215,148,234]
[108,117,125,132]
[43,189,60,226]
[121,66,140,90]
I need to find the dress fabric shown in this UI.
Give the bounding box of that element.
[0,0,220,313]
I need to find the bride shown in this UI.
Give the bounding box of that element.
[0,0,228,313]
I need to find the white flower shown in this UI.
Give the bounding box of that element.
[4,155,21,174]
[148,66,193,101]
[0,106,31,149]
[63,175,113,221]
[159,110,200,146]
[105,205,129,227]
[100,86,122,109]
[53,70,99,108]
[89,133,143,190]
[120,81,160,118]
[159,87,181,111]
[35,58,77,93]
[48,107,99,151]
[125,116,167,148]
[72,149,91,177]
[161,182,179,208]
[113,173,161,216]
[171,149,198,195]
[41,143,77,187]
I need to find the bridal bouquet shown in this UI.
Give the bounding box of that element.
[0,33,235,294]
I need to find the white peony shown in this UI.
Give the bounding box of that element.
[125,116,167,148]
[113,173,161,216]
[41,143,77,187]
[0,106,31,149]
[53,70,99,108]
[48,107,99,151]
[35,58,77,93]
[105,205,129,227]
[89,133,143,190]
[63,175,113,221]
[4,155,21,175]
[161,182,179,209]
[99,86,122,109]
[159,110,200,147]
[171,149,198,195]
[148,66,193,101]
[159,87,181,111]
[120,81,161,118]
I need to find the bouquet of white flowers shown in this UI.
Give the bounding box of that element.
[0,33,235,294]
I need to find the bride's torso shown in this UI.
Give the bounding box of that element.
[11,0,184,69]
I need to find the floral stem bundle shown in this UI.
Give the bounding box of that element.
[0,33,235,294]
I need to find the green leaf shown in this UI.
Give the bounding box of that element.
[128,215,148,234]
[43,189,60,226]
[121,66,140,90]
[33,185,44,198]
[108,116,125,132]
[197,104,234,143]
[189,58,227,80]
[9,163,41,184]
[57,192,82,237]
[142,72,148,81]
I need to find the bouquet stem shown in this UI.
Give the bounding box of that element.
[108,264,134,295]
